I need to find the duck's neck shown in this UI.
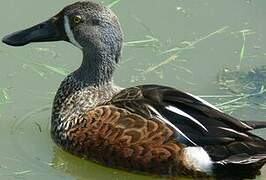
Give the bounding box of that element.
[73,47,117,86]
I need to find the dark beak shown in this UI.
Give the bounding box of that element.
[2,16,67,46]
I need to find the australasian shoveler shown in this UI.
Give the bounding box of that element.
[2,1,266,179]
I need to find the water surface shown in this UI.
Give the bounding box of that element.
[0,0,265,179]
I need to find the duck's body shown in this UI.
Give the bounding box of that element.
[51,73,266,178]
[3,1,266,179]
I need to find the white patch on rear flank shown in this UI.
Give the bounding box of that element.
[183,147,213,174]
[64,15,83,49]
[186,93,222,112]
[165,105,208,132]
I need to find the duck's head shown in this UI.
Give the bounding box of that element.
[2,1,123,84]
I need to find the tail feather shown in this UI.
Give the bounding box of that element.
[213,154,266,179]
[243,120,266,130]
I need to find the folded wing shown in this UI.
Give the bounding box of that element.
[108,84,266,161]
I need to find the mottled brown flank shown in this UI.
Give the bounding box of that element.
[61,105,204,177]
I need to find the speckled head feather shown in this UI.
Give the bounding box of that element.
[60,1,123,85]
[62,1,123,51]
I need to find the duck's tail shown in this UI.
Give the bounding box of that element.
[213,154,266,180]
[243,120,266,130]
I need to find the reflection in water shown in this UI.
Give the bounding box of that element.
[50,147,190,180]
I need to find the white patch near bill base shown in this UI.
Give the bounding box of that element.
[64,15,83,49]
[183,147,213,174]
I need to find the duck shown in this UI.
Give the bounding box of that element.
[2,1,266,179]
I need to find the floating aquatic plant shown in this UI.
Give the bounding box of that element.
[23,63,70,78]
[235,29,256,69]
[207,66,266,113]
[0,88,12,117]
[0,88,12,105]
[160,26,229,55]
[107,0,122,8]
[140,26,229,79]
[218,66,266,95]
[124,35,160,49]
[142,54,179,74]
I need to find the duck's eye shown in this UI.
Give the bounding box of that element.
[73,15,82,24]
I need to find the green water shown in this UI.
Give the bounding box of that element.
[0,0,266,179]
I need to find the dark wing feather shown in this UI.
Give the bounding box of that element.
[139,84,253,131]
[213,154,266,179]
[243,120,266,129]
[108,84,266,161]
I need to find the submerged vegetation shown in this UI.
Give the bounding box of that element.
[160,26,229,55]
[0,88,12,117]
[107,0,122,8]
[218,66,266,95]
[237,29,255,69]
[124,35,160,49]
[0,88,11,105]
[210,29,266,113]
[215,66,266,113]
[142,26,229,75]
[23,63,70,77]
